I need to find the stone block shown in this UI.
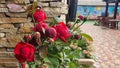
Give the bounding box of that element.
[0,4,6,8]
[0,0,5,4]
[0,48,6,51]
[38,0,58,2]
[7,4,25,12]
[0,8,8,12]
[0,28,17,33]
[0,38,8,47]
[60,6,68,14]
[38,2,49,7]
[0,52,14,58]
[0,18,28,24]
[6,33,24,47]
[18,22,34,33]
[78,59,95,65]
[0,33,5,38]
[50,2,66,7]
[0,62,19,68]
[44,7,61,17]
[0,24,14,29]
[14,0,30,4]
[5,12,28,18]
[0,13,5,17]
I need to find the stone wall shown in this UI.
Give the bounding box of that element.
[0,0,68,68]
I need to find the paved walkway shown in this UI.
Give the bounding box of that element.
[80,24,120,68]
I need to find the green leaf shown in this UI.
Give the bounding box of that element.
[81,33,93,42]
[68,61,79,68]
[49,57,59,68]
[67,50,81,60]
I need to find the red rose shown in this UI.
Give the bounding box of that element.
[45,27,57,38]
[33,9,46,22]
[54,22,71,42]
[14,42,36,63]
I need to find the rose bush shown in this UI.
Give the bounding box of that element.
[14,1,95,68]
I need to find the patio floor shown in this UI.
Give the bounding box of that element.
[80,24,120,68]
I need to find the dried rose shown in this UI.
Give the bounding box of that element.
[45,27,57,38]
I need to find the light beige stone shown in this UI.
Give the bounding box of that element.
[6,33,24,47]
[38,0,58,1]
[18,22,34,33]
[0,33,5,38]
[0,0,5,3]
[0,8,8,12]
[0,13,5,17]
[44,7,61,17]
[78,59,95,65]
[5,12,28,18]
[0,4,6,8]
[0,62,19,68]
[60,6,68,14]
[50,2,66,7]
[38,2,49,7]
[0,18,28,24]
[0,28,17,33]
[14,0,30,4]
[0,24,14,29]
[0,38,8,47]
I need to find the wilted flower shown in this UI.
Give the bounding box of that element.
[45,27,57,38]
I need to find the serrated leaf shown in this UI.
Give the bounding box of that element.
[68,61,78,68]
[46,57,59,68]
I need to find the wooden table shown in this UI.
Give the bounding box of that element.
[109,19,120,29]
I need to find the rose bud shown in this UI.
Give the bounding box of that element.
[74,34,82,40]
[45,27,57,38]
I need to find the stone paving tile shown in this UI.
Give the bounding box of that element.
[81,24,120,68]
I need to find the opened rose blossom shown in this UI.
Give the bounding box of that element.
[14,42,36,68]
[33,9,46,22]
[54,22,71,42]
